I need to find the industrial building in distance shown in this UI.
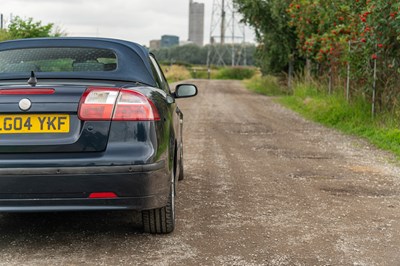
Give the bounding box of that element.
[149,0,205,49]
[161,35,180,48]
[149,35,179,50]
[188,0,205,46]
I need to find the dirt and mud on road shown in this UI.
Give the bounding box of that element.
[1,80,400,265]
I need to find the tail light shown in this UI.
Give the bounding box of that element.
[78,87,160,121]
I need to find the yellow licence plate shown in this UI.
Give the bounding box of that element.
[0,114,70,134]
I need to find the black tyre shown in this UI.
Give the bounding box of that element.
[142,172,175,234]
[178,146,184,181]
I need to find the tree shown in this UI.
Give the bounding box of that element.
[8,16,64,39]
[234,0,301,74]
[234,0,400,114]
[0,30,11,41]
[288,0,400,111]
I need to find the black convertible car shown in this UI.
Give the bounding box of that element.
[0,37,197,234]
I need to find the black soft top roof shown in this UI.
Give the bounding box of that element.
[0,37,156,86]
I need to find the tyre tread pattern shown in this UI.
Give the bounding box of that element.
[142,190,174,234]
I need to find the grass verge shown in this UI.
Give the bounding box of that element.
[214,67,257,80]
[279,82,400,158]
[243,75,286,96]
[242,78,400,159]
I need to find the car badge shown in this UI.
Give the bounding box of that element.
[19,98,32,111]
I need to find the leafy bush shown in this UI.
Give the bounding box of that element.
[215,67,256,80]
[243,75,284,96]
[235,0,400,114]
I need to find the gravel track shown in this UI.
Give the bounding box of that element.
[1,80,400,265]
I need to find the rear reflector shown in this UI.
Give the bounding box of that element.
[0,89,55,95]
[78,87,160,121]
[88,192,118,199]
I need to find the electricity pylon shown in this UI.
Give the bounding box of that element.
[206,0,247,67]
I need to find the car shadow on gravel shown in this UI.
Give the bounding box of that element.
[0,211,144,244]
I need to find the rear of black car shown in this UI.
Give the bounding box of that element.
[0,38,177,233]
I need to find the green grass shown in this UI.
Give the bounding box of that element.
[243,75,285,96]
[214,67,256,80]
[161,65,192,83]
[190,69,209,79]
[279,82,400,158]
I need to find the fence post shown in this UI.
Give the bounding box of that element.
[328,65,332,94]
[288,53,294,90]
[346,41,351,102]
[372,49,377,118]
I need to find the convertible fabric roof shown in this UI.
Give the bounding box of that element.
[0,37,156,86]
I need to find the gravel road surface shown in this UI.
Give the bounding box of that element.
[1,80,400,265]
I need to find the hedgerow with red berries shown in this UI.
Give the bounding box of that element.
[287,0,400,110]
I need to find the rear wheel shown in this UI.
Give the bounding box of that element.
[142,172,175,234]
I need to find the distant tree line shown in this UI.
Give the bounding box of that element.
[151,43,257,66]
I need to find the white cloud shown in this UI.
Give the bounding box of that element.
[0,0,255,46]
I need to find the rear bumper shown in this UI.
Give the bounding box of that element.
[0,160,170,212]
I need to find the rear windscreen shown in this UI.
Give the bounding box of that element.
[0,47,117,73]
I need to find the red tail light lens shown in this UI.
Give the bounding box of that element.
[88,192,118,198]
[78,88,119,121]
[113,90,160,121]
[78,87,160,121]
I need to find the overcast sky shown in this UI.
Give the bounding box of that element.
[0,0,256,46]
